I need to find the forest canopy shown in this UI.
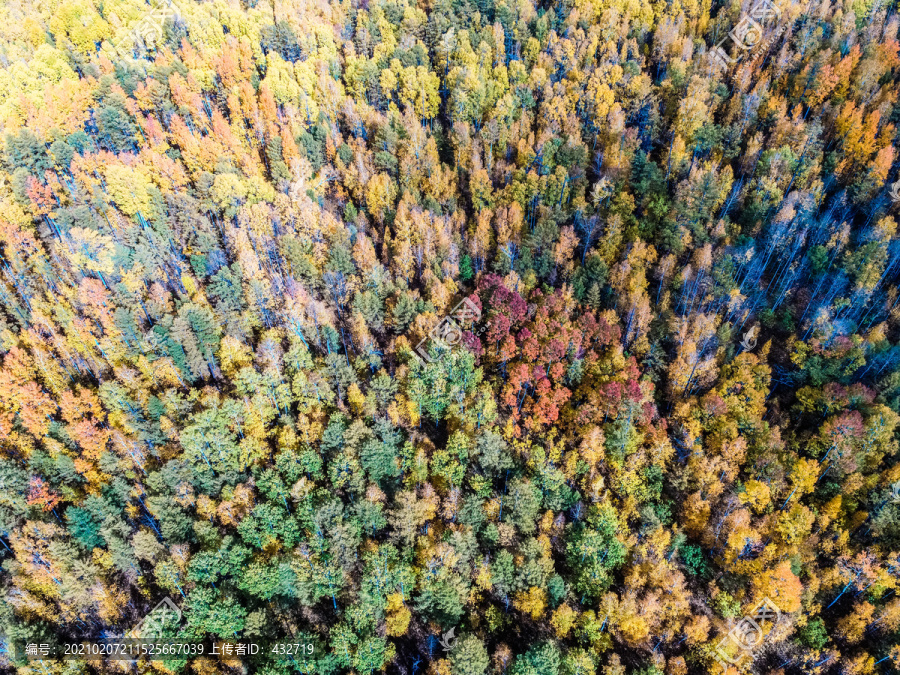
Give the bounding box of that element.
[0,0,899,674]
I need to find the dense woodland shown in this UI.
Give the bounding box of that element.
[0,0,899,673]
